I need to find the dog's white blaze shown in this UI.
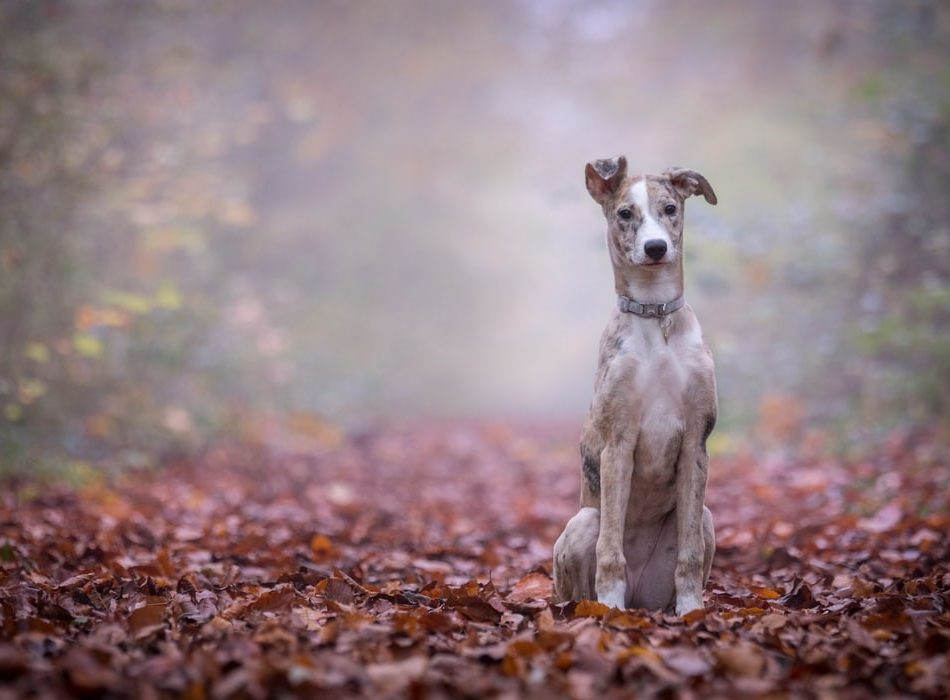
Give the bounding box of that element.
[630,179,671,256]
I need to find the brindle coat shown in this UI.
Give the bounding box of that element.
[553,157,718,615]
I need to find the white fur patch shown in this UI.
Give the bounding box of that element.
[675,593,704,616]
[598,580,626,609]
[630,179,671,257]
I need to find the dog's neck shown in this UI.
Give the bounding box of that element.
[612,259,684,305]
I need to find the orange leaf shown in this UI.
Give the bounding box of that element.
[574,600,611,618]
[606,610,652,629]
[310,534,336,559]
[748,585,782,600]
[681,608,707,624]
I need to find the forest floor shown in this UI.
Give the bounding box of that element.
[1,422,948,698]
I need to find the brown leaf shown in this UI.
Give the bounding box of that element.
[454,596,502,623]
[759,612,787,631]
[0,644,29,677]
[660,647,712,677]
[366,655,427,692]
[605,610,652,630]
[322,579,354,605]
[61,648,120,692]
[250,585,297,612]
[506,572,553,602]
[715,642,767,677]
[127,600,166,635]
[779,579,816,609]
[507,639,544,658]
[617,646,679,683]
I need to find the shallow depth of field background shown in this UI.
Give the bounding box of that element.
[1,0,947,472]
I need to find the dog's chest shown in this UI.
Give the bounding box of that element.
[613,326,695,489]
[629,347,686,482]
[617,324,692,412]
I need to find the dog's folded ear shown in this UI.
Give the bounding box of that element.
[664,168,718,205]
[585,156,627,205]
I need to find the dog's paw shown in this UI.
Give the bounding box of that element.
[674,594,704,616]
[596,580,626,610]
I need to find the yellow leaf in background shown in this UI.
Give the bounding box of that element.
[73,333,104,358]
[17,379,46,405]
[163,406,192,433]
[101,290,152,314]
[74,306,96,330]
[24,342,50,363]
[154,283,182,310]
[99,308,131,327]
[4,403,22,421]
[75,305,133,330]
[64,460,101,488]
[218,200,256,227]
[86,414,114,438]
[757,394,805,443]
[706,432,732,457]
[743,258,772,290]
[284,96,315,122]
[142,226,207,254]
[287,411,344,447]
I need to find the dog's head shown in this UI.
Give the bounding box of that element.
[585,157,717,269]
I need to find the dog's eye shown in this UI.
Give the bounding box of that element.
[617,208,632,220]
[664,204,677,216]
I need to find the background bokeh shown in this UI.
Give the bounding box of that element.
[1,0,948,472]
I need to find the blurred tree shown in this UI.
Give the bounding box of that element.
[0,1,94,469]
[840,0,950,429]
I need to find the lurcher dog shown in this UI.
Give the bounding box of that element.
[553,157,718,615]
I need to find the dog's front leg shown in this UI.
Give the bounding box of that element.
[595,439,634,608]
[673,418,710,615]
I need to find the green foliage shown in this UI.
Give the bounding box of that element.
[854,282,950,420]
[839,4,950,429]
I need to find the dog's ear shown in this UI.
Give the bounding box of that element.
[664,168,718,205]
[585,156,627,205]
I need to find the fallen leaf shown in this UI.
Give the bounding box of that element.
[574,600,611,618]
[506,572,553,602]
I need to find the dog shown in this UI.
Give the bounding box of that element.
[553,157,718,615]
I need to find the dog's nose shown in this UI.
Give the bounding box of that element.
[644,239,667,262]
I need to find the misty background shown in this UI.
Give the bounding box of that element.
[1,0,947,471]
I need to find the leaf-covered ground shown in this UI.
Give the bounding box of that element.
[1,423,948,698]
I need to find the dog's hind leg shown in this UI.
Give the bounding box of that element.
[553,507,599,601]
[702,505,715,584]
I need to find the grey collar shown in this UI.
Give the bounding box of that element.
[617,294,685,317]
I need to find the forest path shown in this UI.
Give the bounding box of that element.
[1,423,948,697]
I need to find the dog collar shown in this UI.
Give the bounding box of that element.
[617,294,685,318]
